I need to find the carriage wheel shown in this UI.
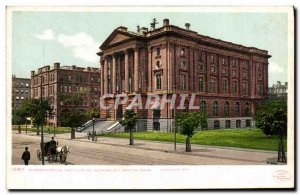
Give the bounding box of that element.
[37,149,41,161]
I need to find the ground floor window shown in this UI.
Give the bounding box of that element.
[225,120,231,128]
[246,119,251,127]
[214,120,220,129]
[236,120,241,128]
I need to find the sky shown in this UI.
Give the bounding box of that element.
[11,10,288,86]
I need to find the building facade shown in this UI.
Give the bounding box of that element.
[31,63,101,127]
[98,19,270,130]
[268,81,288,99]
[12,75,31,109]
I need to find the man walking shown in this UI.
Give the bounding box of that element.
[21,147,30,165]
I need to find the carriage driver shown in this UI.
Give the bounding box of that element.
[49,137,57,155]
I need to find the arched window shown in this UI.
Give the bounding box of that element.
[236,120,241,128]
[225,120,231,128]
[214,120,220,129]
[245,102,250,116]
[234,102,240,116]
[224,101,230,116]
[212,101,219,116]
[200,101,206,113]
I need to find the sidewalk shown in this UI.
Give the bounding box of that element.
[15,131,278,164]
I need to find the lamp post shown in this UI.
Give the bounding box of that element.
[40,75,45,165]
[92,118,95,141]
[53,112,56,137]
[173,85,177,151]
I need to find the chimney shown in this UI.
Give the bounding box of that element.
[277,81,281,86]
[185,23,191,30]
[54,62,60,69]
[285,82,288,87]
[31,71,35,76]
[163,19,169,26]
[46,65,50,71]
[117,26,128,32]
[72,65,76,70]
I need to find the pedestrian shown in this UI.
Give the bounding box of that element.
[21,147,30,165]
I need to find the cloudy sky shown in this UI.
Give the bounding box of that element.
[11,9,288,86]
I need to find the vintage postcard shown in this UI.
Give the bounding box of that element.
[6,6,294,189]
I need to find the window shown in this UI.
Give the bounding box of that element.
[25,90,28,94]
[236,120,241,128]
[233,81,238,94]
[213,101,219,116]
[224,102,230,116]
[200,101,206,113]
[233,70,237,76]
[214,120,220,129]
[180,74,186,90]
[25,83,29,87]
[225,120,231,128]
[258,83,262,95]
[234,102,240,116]
[258,63,261,71]
[211,78,216,93]
[181,47,185,56]
[181,60,186,68]
[199,77,204,92]
[243,72,247,78]
[156,60,161,68]
[198,50,202,61]
[246,119,251,127]
[156,74,162,90]
[156,47,160,56]
[211,66,216,73]
[222,69,227,74]
[232,59,236,66]
[222,58,225,65]
[222,79,227,94]
[211,55,215,62]
[245,102,250,116]
[199,63,204,71]
[242,82,247,95]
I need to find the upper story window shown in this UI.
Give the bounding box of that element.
[222,79,228,94]
[180,47,185,56]
[222,58,226,65]
[233,80,238,94]
[199,77,204,92]
[180,74,187,90]
[242,82,247,95]
[181,60,186,69]
[156,47,160,56]
[200,101,206,113]
[224,102,230,116]
[211,78,216,93]
[211,66,216,73]
[234,102,240,116]
[232,59,236,66]
[198,50,202,61]
[156,60,161,68]
[212,101,219,117]
[233,70,237,76]
[245,102,250,116]
[258,63,261,71]
[156,74,162,90]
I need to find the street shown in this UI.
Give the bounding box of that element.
[11,132,278,165]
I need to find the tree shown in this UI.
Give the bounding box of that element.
[12,107,27,133]
[254,98,287,136]
[119,109,137,145]
[85,109,100,119]
[176,112,205,152]
[59,90,88,139]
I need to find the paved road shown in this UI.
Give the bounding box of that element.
[11,132,277,165]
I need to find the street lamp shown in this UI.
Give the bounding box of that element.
[40,75,45,165]
[53,112,56,137]
[92,118,95,141]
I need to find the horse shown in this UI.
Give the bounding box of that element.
[57,145,70,164]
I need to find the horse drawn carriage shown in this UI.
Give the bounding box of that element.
[37,139,70,164]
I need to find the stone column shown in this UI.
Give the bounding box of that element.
[112,53,117,94]
[124,50,129,93]
[103,57,108,94]
[134,47,139,92]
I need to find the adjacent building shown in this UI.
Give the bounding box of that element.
[12,75,31,109]
[97,18,271,130]
[31,63,101,127]
[268,81,288,98]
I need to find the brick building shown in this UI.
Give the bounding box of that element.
[97,19,270,130]
[12,75,31,109]
[31,63,101,127]
[268,81,288,99]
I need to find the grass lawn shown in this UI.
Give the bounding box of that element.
[12,125,71,134]
[101,128,287,151]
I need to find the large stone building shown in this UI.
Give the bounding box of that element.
[31,63,101,127]
[97,19,270,130]
[12,75,31,109]
[268,81,288,98]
